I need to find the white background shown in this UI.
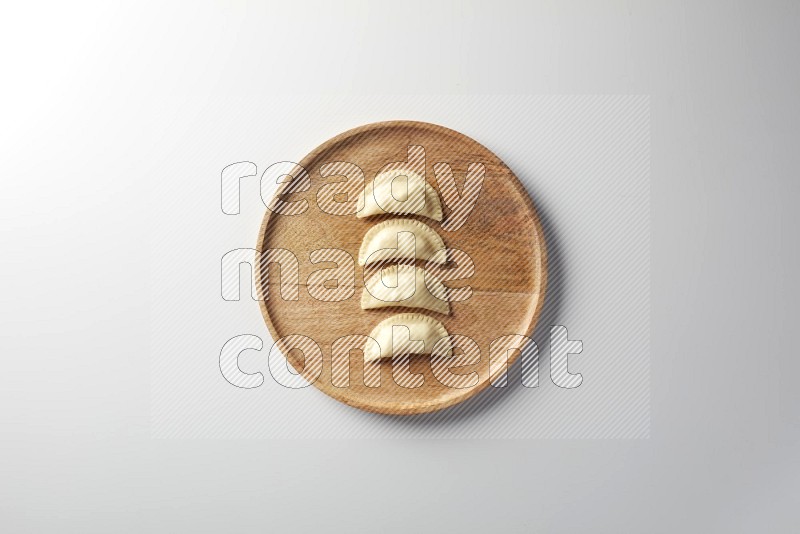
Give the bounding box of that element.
[2,1,799,532]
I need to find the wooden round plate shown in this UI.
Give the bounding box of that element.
[256,121,546,415]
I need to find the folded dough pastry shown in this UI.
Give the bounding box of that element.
[361,264,450,315]
[364,313,452,361]
[358,218,447,266]
[356,169,443,221]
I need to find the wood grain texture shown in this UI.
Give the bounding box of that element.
[256,121,547,415]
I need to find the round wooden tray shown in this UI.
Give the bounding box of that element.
[256,121,546,415]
